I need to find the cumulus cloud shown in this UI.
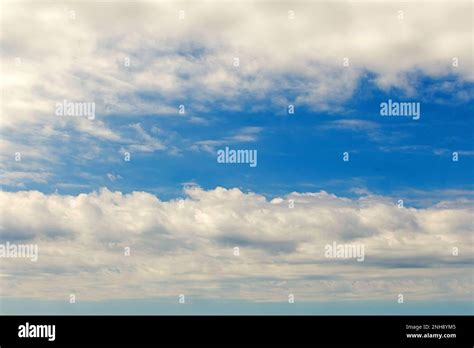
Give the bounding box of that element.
[0,187,472,301]
[2,1,472,130]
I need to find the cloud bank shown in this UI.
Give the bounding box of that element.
[1,187,472,301]
[2,1,472,131]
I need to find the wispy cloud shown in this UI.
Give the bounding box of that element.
[191,127,263,154]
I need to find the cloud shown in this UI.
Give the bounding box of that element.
[106,173,122,182]
[2,1,472,134]
[1,1,472,188]
[75,119,123,142]
[0,171,52,187]
[321,120,379,131]
[122,123,167,153]
[0,1,472,305]
[0,186,471,301]
[192,127,263,153]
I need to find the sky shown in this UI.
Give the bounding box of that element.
[0,0,473,314]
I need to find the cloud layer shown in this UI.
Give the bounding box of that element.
[2,1,472,130]
[1,187,472,301]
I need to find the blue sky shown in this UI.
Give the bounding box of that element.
[2,298,472,315]
[8,75,473,204]
[0,1,473,314]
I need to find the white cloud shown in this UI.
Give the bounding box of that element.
[0,186,471,301]
[192,126,263,153]
[123,123,167,153]
[322,120,379,131]
[106,173,122,182]
[1,1,472,134]
[1,1,472,182]
[75,119,122,142]
[0,171,52,187]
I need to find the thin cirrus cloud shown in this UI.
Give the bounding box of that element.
[191,126,263,153]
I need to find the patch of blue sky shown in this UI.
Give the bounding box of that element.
[4,75,473,207]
